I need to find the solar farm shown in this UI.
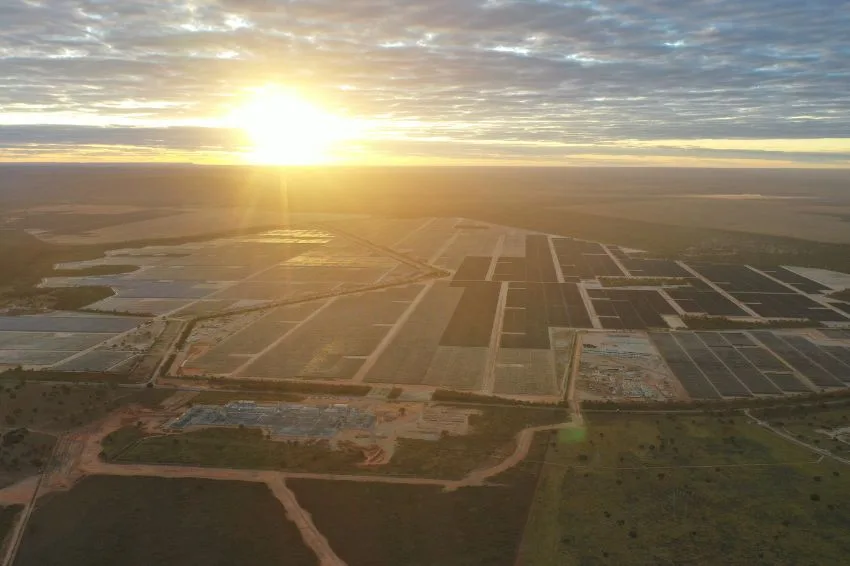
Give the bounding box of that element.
[8,214,850,403]
[170,401,376,439]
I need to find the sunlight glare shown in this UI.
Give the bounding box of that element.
[230,86,357,164]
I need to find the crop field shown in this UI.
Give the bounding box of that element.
[288,437,544,566]
[14,475,317,566]
[518,412,850,565]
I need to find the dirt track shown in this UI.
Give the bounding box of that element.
[4,402,575,566]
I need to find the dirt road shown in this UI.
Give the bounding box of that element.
[7,401,576,566]
[449,421,575,490]
[267,475,347,566]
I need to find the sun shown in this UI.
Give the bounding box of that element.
[230,86,355,164]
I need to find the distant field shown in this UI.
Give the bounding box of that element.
[518,412,850,565]
[566,198,850,244]
[14,475,317,566]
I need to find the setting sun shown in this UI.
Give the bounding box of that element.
[230,86,357,164]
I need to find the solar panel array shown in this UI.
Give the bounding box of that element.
[649,331,824,399]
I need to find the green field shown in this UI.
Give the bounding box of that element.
[116,405,568,479]
[288,434,549,566]
[99,426,146,461]
[518,412,850,565]
[115,428,365,472]
[755,403,850,458]
[0,428,55,488]
[14,475,317,566]
[0,382,171,432]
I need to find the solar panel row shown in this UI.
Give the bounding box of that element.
[782,336,850,383]
[592,289,676,330]
[759,267,829,294]
[673,333,751,397]
[666,288,746,316]
[750,332,844,388]
[694,333,782,395]
[691,263,791,294]
[732,293,848,321]
[552,239,623,279]
[649,333,721,400]
[453,256,492,282]
[620,258,690,278]
[440,281,501,347]
[651,331,818,397]
[501,282,592,349]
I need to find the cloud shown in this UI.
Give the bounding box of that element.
[0,0,848,165]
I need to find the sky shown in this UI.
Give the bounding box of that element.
[1,0,849,166]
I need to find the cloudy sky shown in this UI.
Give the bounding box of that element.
[1,0,849,166]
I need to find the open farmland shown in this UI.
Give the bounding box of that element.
[288,435,546,566]
[518,412,850,565]
[13,475,317,566]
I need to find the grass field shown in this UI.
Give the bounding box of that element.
[115,428,365,472]
[99,426,146,461]
[378,405,567,479]
[116,405,568,479]
[288,433,549,566]
[0,428,55,488]
[518,412,850,565]
[755,403,850,458]
[0,382,171,432]
[14,475,317,566]
[0,504,22,552]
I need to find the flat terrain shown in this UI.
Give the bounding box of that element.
[0,382,170,432]
[0,505,21,551]
[288,434,548,566]
[116,404,568,480]
[0,429,54,489]
[518,412,850,565]
[566,197,850,244]
[14,475,317,566]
